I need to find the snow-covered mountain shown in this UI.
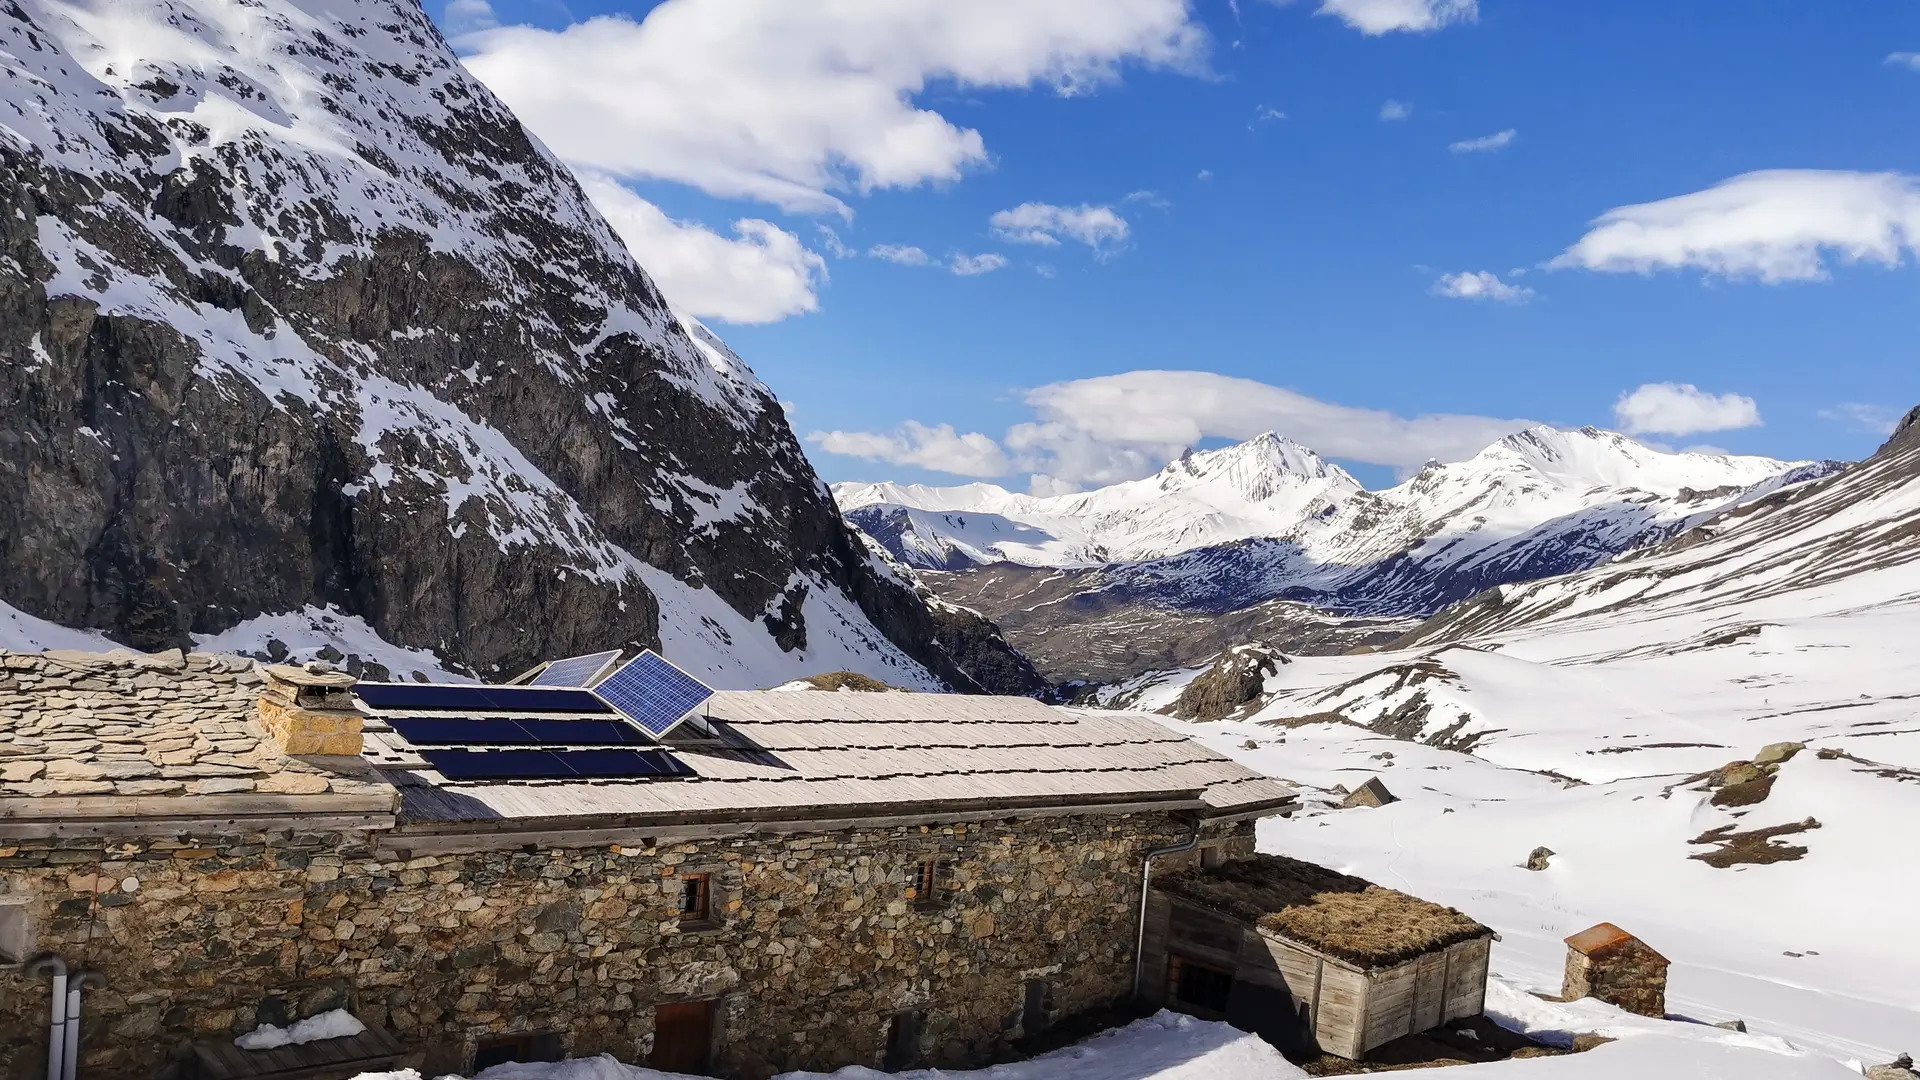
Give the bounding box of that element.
[0,0,1041,692]
[837,433,1362,567]
[838,427,1839,681]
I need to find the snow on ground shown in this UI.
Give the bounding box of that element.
[190,606,472,682]
[348,998,1864,1080]
[0,599,122,652]
[637,566,943,691]
[349,1012,1305,1080]
[1164,712,1920,1064]
[236,1008,366,1050]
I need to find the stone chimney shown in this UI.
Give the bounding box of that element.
[257,662,364,757]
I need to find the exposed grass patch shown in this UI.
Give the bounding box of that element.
[1689,818,1821,868]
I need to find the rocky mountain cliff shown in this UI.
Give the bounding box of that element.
[0,0,1042,692]
[839,427,1840,682]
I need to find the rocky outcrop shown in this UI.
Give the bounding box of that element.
[0,0,1038,692]
[1170,644,1289,721]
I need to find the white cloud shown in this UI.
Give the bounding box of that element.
[1818,403,1904,437]
[810,421,1013,476]
[1316,0,1478,35]
[1034,263,1058,278]
[815,225,857,258]
[1449,128,1516,154]
[442,0,497,36]
[989,203,1130,252]
[1432,270,1533,303]
[869,244,935,266]
[1612,383,1762,437]
[1252,104,1287,125]
[1197,169,1213,182]
[1551,170,1920,283]
[460,1,1209,215]
[949,253,1009,276]
[577,173,826,324]
[1379,99,1412,121]
[1887,52,1920,71]
[814,371,1534,485]
[1123,189,1171,209]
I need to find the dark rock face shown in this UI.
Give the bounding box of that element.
[1170,644,1289,721]
[0,0,1040,692]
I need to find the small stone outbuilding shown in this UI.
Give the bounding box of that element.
[1340,778,1397,809]
[1141,854,1493,1060]
[0,649,1299,1080]
[1562,923,1668,1017]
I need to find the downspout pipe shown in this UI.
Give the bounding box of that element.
[63,972,104,1080]
[1132,820,1202,1000]
[26,954,68,1080]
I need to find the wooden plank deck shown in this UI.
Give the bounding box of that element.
[191,1024,404,1080]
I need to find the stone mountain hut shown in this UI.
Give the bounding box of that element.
[1139,854,1494,1060]
[1562,922,1668,1018]
[0,649,1303,1080]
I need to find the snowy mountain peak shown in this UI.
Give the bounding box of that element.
[1159,432,1359,495]
[1473,425,1806,496]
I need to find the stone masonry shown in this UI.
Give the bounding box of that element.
[0,815,1254,1079]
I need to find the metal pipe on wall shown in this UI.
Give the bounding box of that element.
[26,954,69,1080]
[1132,821,1200,1000]
[64,972,105,1080]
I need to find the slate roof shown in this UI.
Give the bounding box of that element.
[0,650,393,822]
[0,651,1297,832]
[369,693,1298,828]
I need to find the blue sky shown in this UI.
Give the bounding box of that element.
[443,0,1920,492]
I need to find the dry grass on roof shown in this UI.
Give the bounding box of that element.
[800,671,902,692]
[1158,854,1491,969]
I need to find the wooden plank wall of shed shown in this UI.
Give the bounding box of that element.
[1444,938,1492,1021]
[1357,937,1492,1056]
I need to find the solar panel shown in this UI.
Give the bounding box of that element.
[529,650,622,688]
[590,651,713,737]
[389,717,655,747]
[419,748,695,781]
[354,683,612,714]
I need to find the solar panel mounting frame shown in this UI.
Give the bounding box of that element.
[589,650,714,739]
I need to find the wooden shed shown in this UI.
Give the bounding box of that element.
[1141,854,1493,1060]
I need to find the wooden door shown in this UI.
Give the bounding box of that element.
[650,1000,715,1075]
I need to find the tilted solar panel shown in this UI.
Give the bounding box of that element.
[590,651,713,737]
[419,748,695,781]
[354,683,612,714]
[529,650,623,688]
[388,717,654,747]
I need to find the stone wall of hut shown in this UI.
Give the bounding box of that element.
[0,814,1253,1079]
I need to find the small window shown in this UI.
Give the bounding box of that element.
[0,900,29,965]
[473,1032,563,1070]
[882,1010,923,1072]
[677,874,711,925]
[1167,955,1235,1017]
[910,859,947,911]
[1200,845,1226,870]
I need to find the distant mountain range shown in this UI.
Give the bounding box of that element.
[836,427,1843,682]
